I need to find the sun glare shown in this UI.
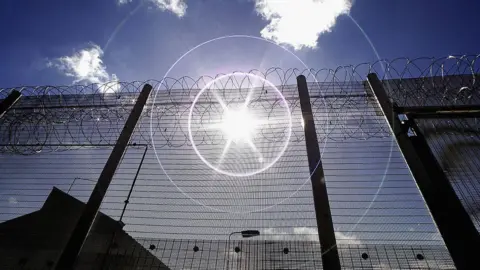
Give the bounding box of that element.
[187,72,293,177]
[220,109,257,143]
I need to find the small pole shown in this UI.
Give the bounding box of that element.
[366,73,480,270]
[100,144,149,269]
[0,89,21,119]
[296,75,341,270]
[226,232,237,270]
[55,84,152,269]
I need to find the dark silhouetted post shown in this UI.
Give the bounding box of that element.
[367,73,480,270]
[55,84,152,269]
[0,89,21,118]
[296,75,341,270]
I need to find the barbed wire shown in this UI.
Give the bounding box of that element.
[0,55,479,154]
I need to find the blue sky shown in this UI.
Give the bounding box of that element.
[1,0,479,87]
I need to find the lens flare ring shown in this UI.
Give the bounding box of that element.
[187,72,292,178]
[149,34,329,215]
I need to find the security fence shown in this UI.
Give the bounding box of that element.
[0,55,479,269]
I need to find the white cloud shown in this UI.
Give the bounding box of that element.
[118,0,187,17]
[294,227,361,244]
[255,0,353,50]
[49,44,120,93]
[262,227,289,240]
[292,227,320,241]
[98,74,121,93]
[49,44,109,85]
[8,197,17,205]
[117,0,132,4]
[152,0,187,17]
[334,231,361,245]
[263,227,360,244]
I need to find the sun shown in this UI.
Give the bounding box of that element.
[186,72,293,177]
[207,105,266,165]
[220,108,258,143]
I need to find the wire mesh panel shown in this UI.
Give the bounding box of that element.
[417,118,480,231]
[76,238,454,270]
[337,244,454,269]
[376,55,480,233]
[116,75,322,250]
[312,83,443,246]
[0,148,109,222]
[1,56,476,269]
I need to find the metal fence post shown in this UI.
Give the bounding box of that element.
[296,75,341,270]
[366,73,480,270]
[55,84,152,269]
[0,89,21,118]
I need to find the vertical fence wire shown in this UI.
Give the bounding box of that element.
[2,55,478,269]
[417,118,480,231]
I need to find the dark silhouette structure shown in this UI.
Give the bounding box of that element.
[0,187,170,269]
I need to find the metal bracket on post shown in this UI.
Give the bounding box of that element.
[366,73,480,270]
[0,89,21,119]
[55,84,153,269]
[296,75,341,270]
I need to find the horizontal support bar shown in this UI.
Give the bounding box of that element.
[0,143,148,147]
[6,94,373,111]
[397,105,480,118]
